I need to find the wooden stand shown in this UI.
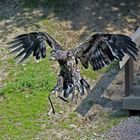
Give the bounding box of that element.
[123,59,140,111]
[123,27,140,112]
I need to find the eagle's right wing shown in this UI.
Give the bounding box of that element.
[73,33,138,70]
[8,32,63,63]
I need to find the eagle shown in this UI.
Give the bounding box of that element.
[8,31,138,114]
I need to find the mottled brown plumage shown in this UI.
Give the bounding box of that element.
[8,31,138,114]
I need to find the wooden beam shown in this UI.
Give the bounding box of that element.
[123,96,140,110]
[132,86,140,96]
[76,27,140,116]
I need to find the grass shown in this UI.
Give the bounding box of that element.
[0,58,57,139]
[81,66,108,80]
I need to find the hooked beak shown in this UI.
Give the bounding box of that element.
[49,53,56,61]
[49,56,56,61]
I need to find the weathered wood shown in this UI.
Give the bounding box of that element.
[123,27,140,111]
[123,96,140,110]
[125,58,134,96]
[132,86,140,96]
[76,27,140,116]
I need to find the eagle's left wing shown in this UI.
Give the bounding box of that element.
[8,32,63,63]
[72,33,138,70]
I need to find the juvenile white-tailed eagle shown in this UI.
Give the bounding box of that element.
[8,32,138,113]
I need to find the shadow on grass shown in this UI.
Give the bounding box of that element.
[0,0,139,36]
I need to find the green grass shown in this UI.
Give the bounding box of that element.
[0,58,56,94]
[81,66,108,80]
[0,58,57,139]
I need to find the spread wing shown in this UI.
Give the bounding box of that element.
[8,32,63,63]
[73,33,138,70]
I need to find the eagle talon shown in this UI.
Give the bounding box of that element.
[48,108,54,116]
[48,94,55,115]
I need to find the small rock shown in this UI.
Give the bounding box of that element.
[69,124,77,128]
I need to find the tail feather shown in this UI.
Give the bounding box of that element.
[80,78,91,94]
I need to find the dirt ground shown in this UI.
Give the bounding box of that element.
[0,0,140,139]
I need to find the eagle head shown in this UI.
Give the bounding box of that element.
[49,50,72,61]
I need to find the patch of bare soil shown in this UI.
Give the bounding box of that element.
[0,0,43,87]
[0,0,21,87]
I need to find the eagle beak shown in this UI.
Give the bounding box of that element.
[49,53,56,61]
[49,56,56,61]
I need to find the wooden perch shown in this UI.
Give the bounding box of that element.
[76,27,140,116]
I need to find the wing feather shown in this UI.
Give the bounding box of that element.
[73,33,138,71]
[8,32,63,63]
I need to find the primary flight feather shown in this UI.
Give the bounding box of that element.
[8,31,138,113]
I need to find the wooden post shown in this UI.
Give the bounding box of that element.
[123,27,140,111]
[125,58,134,96]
